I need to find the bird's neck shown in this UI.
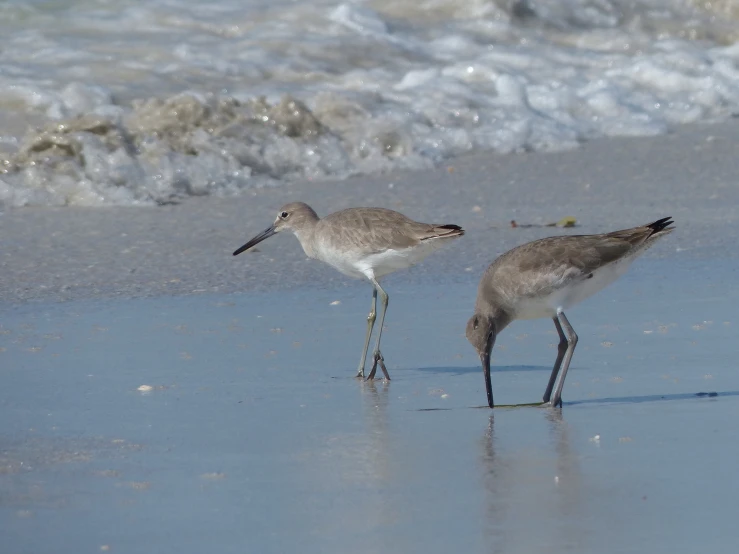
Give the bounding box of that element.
[477,297,512,335]
[293,221,319,259]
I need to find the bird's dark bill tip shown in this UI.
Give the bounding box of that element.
[232,225,277,256]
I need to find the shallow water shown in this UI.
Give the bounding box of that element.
[4,0,739,206]
[2,259,739,552]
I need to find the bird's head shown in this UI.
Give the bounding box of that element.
[466,313,496,360]
[232,202,319,255]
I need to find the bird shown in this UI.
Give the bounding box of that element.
[233,202,464,380]
[465,217,674,408]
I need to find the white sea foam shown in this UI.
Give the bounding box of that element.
[2,0,739,206]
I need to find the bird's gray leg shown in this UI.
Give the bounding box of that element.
[356,288,377,378]
[550,310,578,408]
[366,278,390,381]
[543,316,568,403]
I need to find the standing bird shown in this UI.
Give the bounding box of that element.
[466,217,674,408]
[233,202,464,380]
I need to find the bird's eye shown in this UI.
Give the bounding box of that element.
[280,211,289,219]
[473,318,479,330]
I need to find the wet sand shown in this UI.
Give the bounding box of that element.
[3,121,739,552]
[2,120,739,303]
[2,268,739,553]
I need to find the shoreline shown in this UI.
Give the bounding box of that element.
[4,117,739,553]
[3,119,739,304]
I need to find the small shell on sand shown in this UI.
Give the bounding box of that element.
[201,472,226,480]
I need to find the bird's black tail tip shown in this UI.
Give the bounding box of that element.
[647,216,674,235]
[438,224,465,236]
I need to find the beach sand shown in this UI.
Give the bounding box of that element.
[3,119,739,303]
[2,121,739,552]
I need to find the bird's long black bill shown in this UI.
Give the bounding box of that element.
[233,225,277,256]
[481,332,496,409]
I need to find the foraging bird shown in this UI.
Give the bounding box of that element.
[233,202,464,379]
[466,217,674,408]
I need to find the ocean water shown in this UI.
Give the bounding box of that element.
[2,0,739,207]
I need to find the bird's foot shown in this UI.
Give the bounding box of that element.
[355,367,365,379]
[366,351,391,381]
[543,397,563,408]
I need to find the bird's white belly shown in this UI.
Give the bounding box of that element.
[315,242,439,280]
[315,246,367,279]
[514,259,633,320]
